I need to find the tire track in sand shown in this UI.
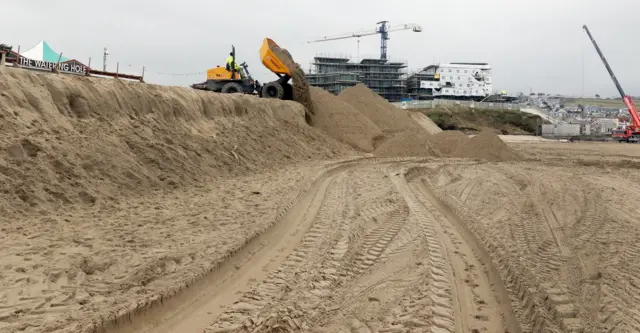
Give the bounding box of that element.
[388,169,457,333]
[206,172,349,332]
[424,164,583,332]
[393,165,519,333]
[97,162,356,333]
[206,166,412,332]
[411,175,521,333]
[532,175,571,257]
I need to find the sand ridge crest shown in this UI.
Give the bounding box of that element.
[0,68,354,215]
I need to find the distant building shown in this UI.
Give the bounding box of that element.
[406,63,492,101]
[592,118,618,134]
[541,124,581,136]
[306,54,407,102]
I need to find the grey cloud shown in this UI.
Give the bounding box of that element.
[3,0,638,97]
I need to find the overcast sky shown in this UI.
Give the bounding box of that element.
[4,0,639,97]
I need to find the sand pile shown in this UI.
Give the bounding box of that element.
[409,111,442,134]
[0,68,353,214]
[430,130,470,155]
[452,130,522,161]
[339,83,420,133]
[307,86,382,152]
[373,129,441,157]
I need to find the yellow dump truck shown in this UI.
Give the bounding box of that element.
[191,38,294,100]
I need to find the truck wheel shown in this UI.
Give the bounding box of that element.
[221,82,244,94]
[261,82,285,99]
[282,83,294,100]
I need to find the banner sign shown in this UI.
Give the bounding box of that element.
[19,57,88,74]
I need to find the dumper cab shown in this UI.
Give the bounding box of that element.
[191,45,261,94]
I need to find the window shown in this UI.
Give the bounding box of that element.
[448,69,452,72]
[464,70,468,73]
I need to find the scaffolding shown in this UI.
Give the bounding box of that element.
[306,53,408,102]
[406,65,439,100]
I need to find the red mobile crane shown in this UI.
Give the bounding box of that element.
[583,24,640,142]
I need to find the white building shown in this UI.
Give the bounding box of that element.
[592,118,619,134]
[541,124,581,136]
[418,63,492,99]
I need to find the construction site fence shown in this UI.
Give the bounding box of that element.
[392,99,526,111]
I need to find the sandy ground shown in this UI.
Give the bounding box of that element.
[421,143,640,332]
[4,67,640,333]
[6,141,640,333]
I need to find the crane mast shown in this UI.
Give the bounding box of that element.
[307,21,422,60]
[377,21,390,60]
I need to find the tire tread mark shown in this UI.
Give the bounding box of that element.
[389,169,456,333]
[205,173,348,331]
[423,172,585,332]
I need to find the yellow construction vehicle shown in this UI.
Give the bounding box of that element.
[191,38,294,100]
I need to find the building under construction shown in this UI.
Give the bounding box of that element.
[306,54,408,102]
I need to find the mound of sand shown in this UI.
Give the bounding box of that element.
[0,68,353,215]
[339,83,420,132]
[374,129,441,157]
[430,130,470,155]
[409,111,442,134]
[452,130,522,162]
[307,86,382,152]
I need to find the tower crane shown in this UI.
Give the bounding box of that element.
[307,21,422,60]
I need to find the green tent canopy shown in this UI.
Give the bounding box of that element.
[21,40,70,62]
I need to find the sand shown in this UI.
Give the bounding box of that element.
[410,110,443,134]
[373,129,441,157]
[307,86,382,152]
[338,83,420,133]
[452,129,522,161]
[430,130,470,155]
[3,59,639,333]
[421,153,640,332]
[0,67,353,215]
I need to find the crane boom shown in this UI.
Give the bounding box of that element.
[307,21,422,60]
[307,23,422,43]
[583,25,626,98]
[583,24,640,140]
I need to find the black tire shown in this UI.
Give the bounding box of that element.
[221,82,244,94]
[282,83,294,100]
[261,82,285,99]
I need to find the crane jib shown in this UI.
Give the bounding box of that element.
[583,24,640,136]
[306,22,423,60]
